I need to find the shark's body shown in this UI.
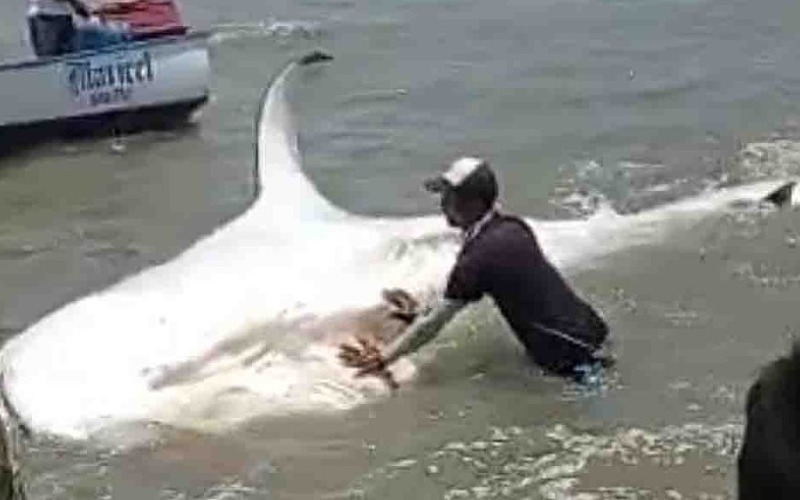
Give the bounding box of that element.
[0,55,794,438]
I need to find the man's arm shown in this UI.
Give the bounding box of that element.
[60,0,91,18]
[338,298,468,379]
[382,298,467,366]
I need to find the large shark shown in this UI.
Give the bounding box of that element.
[0,52,795,439]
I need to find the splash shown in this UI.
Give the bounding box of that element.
[209,20,323,46]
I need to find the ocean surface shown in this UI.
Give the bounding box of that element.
[2,0,800,498]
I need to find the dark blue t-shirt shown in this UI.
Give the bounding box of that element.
[445,213,608,372]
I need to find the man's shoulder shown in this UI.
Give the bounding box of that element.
[485,213,534,239]
[465,213,535,256]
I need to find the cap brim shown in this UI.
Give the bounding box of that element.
[424,176,451,193]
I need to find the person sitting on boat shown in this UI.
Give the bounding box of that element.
[27,0,91,57]
[73,15,132,51]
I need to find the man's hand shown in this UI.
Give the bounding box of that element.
[338,338,399,390]
[338,338,386,376]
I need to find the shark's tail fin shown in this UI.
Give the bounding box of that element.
[298,50,334,66]
[252,50,345,222]
[763,181,796,208]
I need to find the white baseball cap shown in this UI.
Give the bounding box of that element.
[424,156,491,193]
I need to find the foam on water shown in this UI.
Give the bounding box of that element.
[347,421,742,500]
[0,57,795,439]
[209,20,323,45]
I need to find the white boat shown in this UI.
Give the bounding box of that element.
[0,31,209,147]
[0,0,210,150]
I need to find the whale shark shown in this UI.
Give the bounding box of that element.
[0,52,795,439]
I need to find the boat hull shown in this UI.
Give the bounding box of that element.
[0,32,210,148]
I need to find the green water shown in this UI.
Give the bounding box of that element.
[2,0,800,497]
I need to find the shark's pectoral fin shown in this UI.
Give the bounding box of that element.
[762,181,796,208]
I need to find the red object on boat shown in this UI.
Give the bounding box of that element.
[95,0,189,39]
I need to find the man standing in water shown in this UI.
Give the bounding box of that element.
[27,0,91,57]
[340,157,611,382]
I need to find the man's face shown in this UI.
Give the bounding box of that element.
[440,189,467,228]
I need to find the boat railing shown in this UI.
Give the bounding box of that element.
[0,30,209,73]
